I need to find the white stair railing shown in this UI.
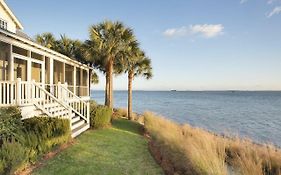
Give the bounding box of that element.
[0,79,89,125]
[31,81,72,119]
[57,82,89,123]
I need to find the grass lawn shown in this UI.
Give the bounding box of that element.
[32,119,163,175]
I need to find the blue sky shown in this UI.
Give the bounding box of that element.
[6,0,281,90]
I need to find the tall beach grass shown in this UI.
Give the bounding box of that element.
[144,112,281,175]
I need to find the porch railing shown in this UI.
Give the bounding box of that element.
[57,83,89,123]
[0,79,43,106]
[0,81,17,106]
[0,79,89,124]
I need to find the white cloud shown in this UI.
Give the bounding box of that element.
[268,0,275,4]
[267,6,281,17]
[267,0,281,4]
[240,0,248,4]
[163,27,189,37]
[190,24,224,38]
[163,24,224,39]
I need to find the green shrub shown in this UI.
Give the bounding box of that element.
[0,139,27,175]
[0,108,71,174]
[90,105,112,129]
[23,117,70,139]
[0,107,23,143]
[22,117,71,155]
[89,100,98,113]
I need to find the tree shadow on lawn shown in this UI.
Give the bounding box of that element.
[112,119,144,135]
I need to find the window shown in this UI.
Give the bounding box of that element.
[0,19,7,30]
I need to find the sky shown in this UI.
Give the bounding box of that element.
[5,0,281,90]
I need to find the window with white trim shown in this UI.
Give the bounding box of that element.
[0,19,8,30]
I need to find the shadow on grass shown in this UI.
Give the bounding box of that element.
[112,119,144,135]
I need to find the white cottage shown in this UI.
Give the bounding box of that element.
[0,0,91,137]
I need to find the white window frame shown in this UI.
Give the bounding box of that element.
[0,18,8,30]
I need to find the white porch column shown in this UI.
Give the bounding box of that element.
[42,56,45,87]
[26,51,32,101]
[27,50,32,81]
[8,44,14,81]
[49,57,54,94]
[80,68,83,96]
[73,66,76,96]
[62,62,65,83]
[87,69,90,96]
[8,44,14,103]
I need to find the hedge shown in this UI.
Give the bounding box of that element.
[90,103,112,129]
[0,107,71,175]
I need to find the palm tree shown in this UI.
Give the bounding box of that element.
[56,34,82,60]
[119,45,152,120]
[91,71,99,84]
[85,21,136,108]
[35,32,56,49]
[35,33,86,63]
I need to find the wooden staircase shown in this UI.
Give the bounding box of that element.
[32,82,90,137]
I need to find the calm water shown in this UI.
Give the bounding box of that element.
[91,91,281,147]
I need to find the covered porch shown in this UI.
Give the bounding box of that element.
[0,40,91,106]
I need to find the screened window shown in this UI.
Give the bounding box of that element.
[0,19,7,30]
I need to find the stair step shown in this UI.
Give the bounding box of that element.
[71,116,80,123]
[71,123,90,138]
[53,110,69,117]
[49,106,66,113]
[44,103,60,108]
[71,119,85,130]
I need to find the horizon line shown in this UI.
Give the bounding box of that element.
[90,89,281,92]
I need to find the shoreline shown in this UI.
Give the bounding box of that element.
[115,106,281,149]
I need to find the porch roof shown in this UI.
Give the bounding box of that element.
[0,28,92,70]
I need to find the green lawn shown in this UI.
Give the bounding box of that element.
[32,119,163,175]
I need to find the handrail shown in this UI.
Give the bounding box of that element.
[32,82,69,109]
[32,82,72,118]
[58,83,88,122]
[33,82,88,121]
[59,84,87,104]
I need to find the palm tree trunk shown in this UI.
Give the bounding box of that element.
[105,57,112,107]
[108,59,114,108]
[89,69,92,97]
[105,71,110,107]
[128,71,134,120]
